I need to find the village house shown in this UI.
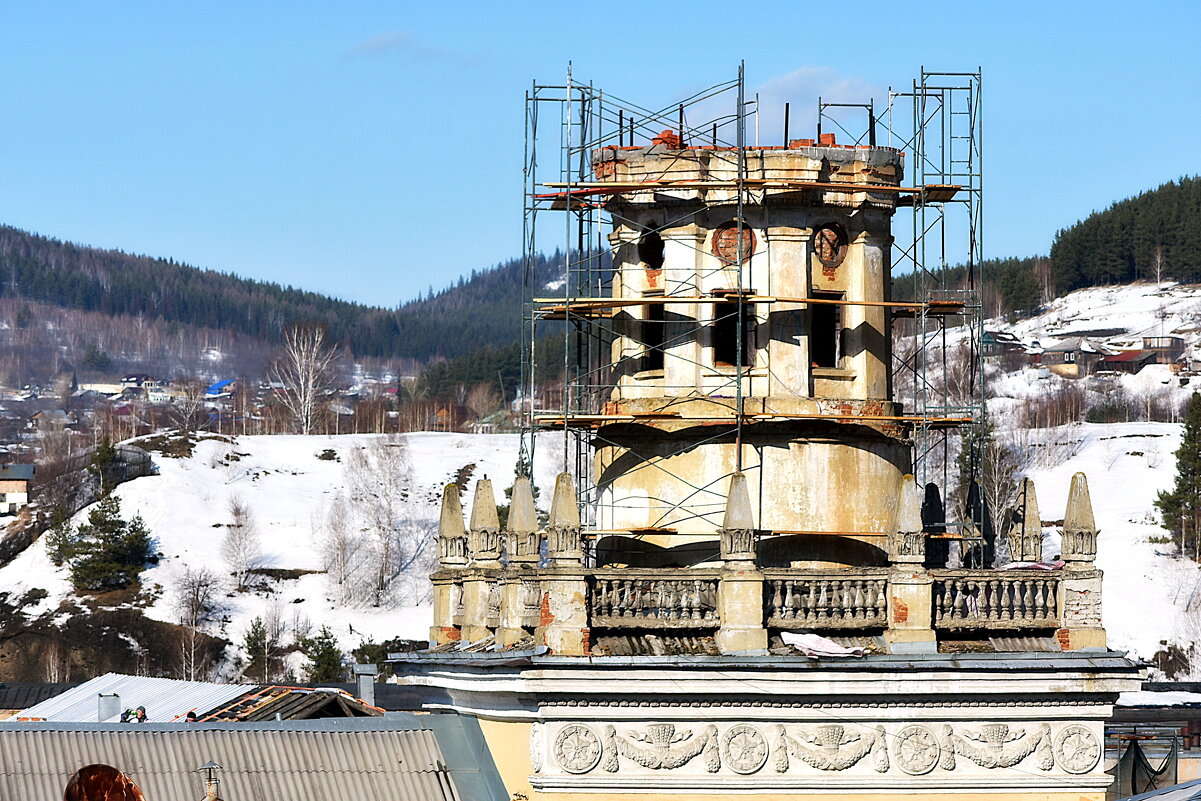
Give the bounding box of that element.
[0,464,33,516]
[1040,336,1112,377]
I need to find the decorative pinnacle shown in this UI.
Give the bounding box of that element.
[548,472,580,529]
[722,472,754,530]
[1015,477,1041,537]
[1063,472,1096,532]
[469,478,500,531]
[508,476,537,534]
[895,474,924,534]
[438,482,466,540]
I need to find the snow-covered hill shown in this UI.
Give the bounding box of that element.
[3,282,1199,676]
[0,432,562,675]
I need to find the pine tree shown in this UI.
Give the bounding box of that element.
[242,617,274,683]
[300,626,344,682]
[51,494,156,592]
[1156,393,1201,559]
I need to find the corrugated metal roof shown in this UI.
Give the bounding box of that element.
[16,674,249,722]
[0,683,77,712]
[0,726,463,801]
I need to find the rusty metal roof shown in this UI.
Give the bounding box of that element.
[0,716,505,801]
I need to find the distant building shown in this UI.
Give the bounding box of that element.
[121,374,163,390]
[1143,336,1186,364]
[1040,336,1111,377]
[468,410,518,434]
[1098,349,1159,374]
[981,329,1025,360]
[0,464,33,515]
[431,404,468,433]
[28,409,75,432]
[205,379,236,398]
[14,673,380,723]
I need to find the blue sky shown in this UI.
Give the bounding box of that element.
[1,2,1198,306]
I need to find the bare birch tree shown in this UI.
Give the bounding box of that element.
[270,325,338,435]
[171,374,209,433]
[174,566,222,680]
[320,493,369,606]
[223,496,262,590]
[344,436,437,606]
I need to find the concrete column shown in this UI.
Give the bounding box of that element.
[884,572,937,653]
[887,475,926,566]
[430,483,467,644]
[885,474,936,652]
[1057,472,1106,649]
[429,571,461,645]
[717,473,767,654]
[537,473,589,655]
[498,476,539,646]
[460,568,495,644]
[462,479,501,643]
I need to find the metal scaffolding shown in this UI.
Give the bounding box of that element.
[521,65,984,537]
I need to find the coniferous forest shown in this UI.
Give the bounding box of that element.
[0,226,561,362]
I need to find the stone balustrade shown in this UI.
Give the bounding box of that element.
[932,571,1060,629]
[764,570,889,629]
[590,571,720,628]
[427,470,1107,654]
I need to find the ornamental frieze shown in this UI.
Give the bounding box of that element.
[544,720,1099,779]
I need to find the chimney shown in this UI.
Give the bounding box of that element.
[818,132,836,146]
[353,663,379,707]
[97,692,120,721]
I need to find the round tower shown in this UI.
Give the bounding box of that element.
[590,134,909,566]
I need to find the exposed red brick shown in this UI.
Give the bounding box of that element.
[441,626,461,641]
[539,593,555,628]
[819,133,836,146]
[892,598,909,623]
[1056,628,1071,650]
[652,129,684,148]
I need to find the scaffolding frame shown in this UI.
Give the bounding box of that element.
[522,65,983,538]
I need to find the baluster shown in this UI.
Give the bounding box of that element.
[816,581,830,621]
[998,580,1011,620]
[782,580,794,620]
[982,579,996,619]
[1033,579,1046,620]
[934,581,946,623]
[771,580,783,618]
[861,580,876,621]
[875,580,887,621]
[852,580,866,620]
[954,580,969,620]
[1021,580,1035,621]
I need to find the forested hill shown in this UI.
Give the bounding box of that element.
[0,225,561,362]
[1050,176,1201,291]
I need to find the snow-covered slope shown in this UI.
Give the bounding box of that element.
[1022,422,1200,662]
[0,432,561,671]
[1006,282,1201,351]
